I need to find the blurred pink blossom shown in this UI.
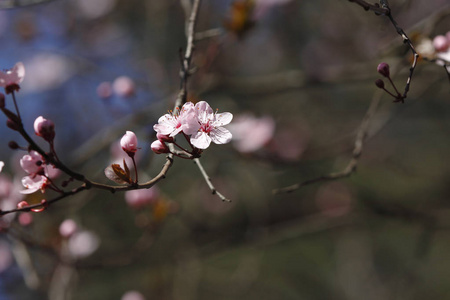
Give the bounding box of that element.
[59,219,78,238]
[97,81,113,99]
[125,187,159,209]
[67,230,100,259]
[121,291,146,300]
[76,0,117,20]
[18,212,33,226]
[228,114,275,153]
[0,161,3,173]
[23,54,73,93]
[113,76,135,98]
[433,35,449,52]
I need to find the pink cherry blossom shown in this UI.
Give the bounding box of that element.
[20,174,48,194]
[153,102,199,137]
[0,62,25,89]
[190,101,233,149]
[59,219,79,238]
[0,161,4,173]
[120,131,138,154]
[20,151,44,175]
[34,116,55,142]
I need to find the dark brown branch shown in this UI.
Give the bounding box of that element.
[347,0,389,15]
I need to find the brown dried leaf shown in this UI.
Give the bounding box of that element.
[104,164,130,184]
[123,159,130,179]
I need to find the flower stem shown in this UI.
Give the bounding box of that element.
[132,156,138,184]
[11,91,21,121]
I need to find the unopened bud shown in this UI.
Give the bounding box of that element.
[433,35,449,52]
[375,79,385,89]
[34,116,55,142]
[377,62,390,78]
[151,140,169,154]
[120,131,138,157]
[8,141,19,149]
[157,133,174,143]
[6,119,19,131]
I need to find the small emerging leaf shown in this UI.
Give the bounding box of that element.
[123,159,130,179]
[104,164,131,184]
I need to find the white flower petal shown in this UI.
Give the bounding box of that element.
[214,112,233,126]
[211,127,232,144]
[191,132,212,149]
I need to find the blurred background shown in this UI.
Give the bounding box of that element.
[0,0,450,299]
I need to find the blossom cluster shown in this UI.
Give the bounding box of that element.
[152,101,233,154]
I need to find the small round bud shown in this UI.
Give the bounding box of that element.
[34,116,55,142]
[8,141,19,149]
[375,79,385,89]
[120,131,138,157]
[156,133,174,143]
[377,63,390,78]
[6,119,19,131]
[0,93,5,108]
[433,35,449,52]
[151,140,169,154]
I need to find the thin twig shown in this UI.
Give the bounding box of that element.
[175,0,202,109]
[348,0,419,102]
[193,158,231,202]
[347,0,389,15]
[386,13,419,102]
[273,90,383,194]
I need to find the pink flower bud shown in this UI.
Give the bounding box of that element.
[377,63,390,78]
[120,131,138,156]
[433,35,449,52]
[34,116,55,142]
[151,140,169,154]
[156,133,174,143]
